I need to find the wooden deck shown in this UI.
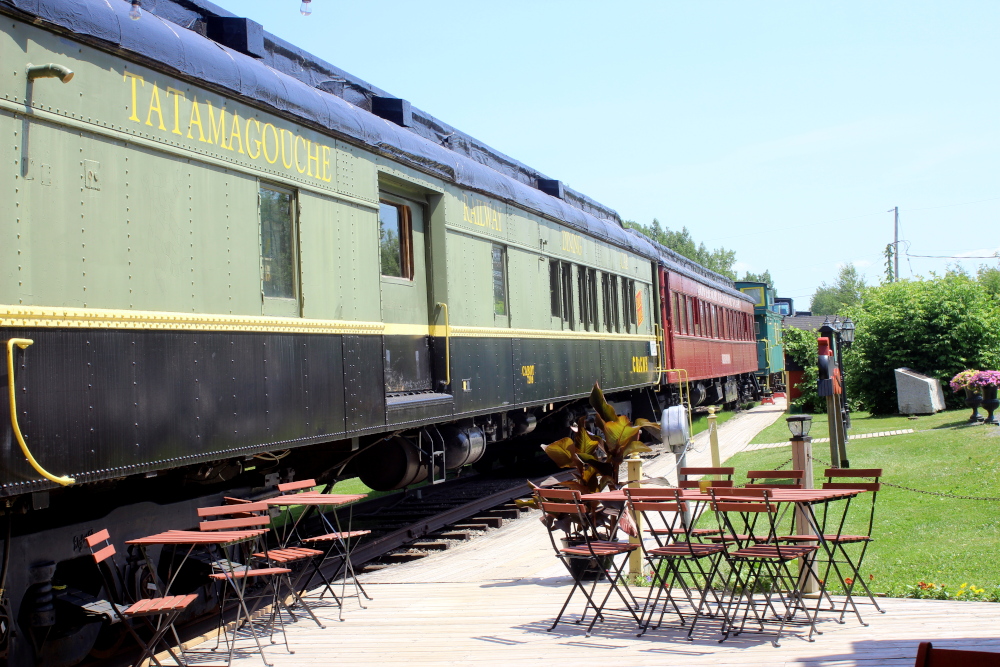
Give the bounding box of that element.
[181,401,1000,666]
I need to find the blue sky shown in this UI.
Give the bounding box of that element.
[218,0,1000,307]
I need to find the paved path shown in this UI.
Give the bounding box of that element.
[192,397,1000,667]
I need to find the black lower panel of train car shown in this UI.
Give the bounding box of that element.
[0,328,380,494]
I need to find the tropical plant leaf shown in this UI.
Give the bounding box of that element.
[571,419,601,458]
[634,418,662,440]
[542,438,575,468]
[589,383,617,423]
[602,415,642,455]
[622,439,652,457]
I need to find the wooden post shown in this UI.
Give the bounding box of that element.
[707,407,721,476]
[791,436,819,594]
[627,454,643,577]
[825,395,841,468]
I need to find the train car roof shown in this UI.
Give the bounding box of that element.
[625,231,755,304]
[3,0,669,260]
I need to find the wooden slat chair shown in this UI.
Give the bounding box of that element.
[746,469,805,489]
[197,502,299,666]
[85,529,196,667]
[536,488,642,637]
[915,642,1000,666]
[201,501,325,629]
[624,489,728,639]
[710,488,822,647]
[678,466,735,489]
[278,479,373,617]
[779,468,885,624]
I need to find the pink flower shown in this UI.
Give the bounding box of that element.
[972,370,1000,388]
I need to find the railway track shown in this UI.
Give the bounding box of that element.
[305,470,570,574]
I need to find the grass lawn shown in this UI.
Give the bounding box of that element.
[721,408,1000,599]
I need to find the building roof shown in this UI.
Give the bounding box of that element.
[783,315,836,331]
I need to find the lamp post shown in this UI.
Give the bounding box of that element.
[819,318,850,468]
[786,415,818,593]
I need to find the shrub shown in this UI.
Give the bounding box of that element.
[845,272,1000,414]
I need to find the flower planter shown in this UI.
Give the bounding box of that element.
[561,537,612,581]
[965,387,985,422]
[982,386,1000,425]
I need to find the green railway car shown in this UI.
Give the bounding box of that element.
[734,281,785,392]
[0,2,759,663]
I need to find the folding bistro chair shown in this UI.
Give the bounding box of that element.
[537,488,642,636]
[86,529,196,667]
[710,488,822,646]
[678,467,735,489]
[197,502,302,666]
[746,469,805,489]
[275,479,372,616]
[778,468,884,624]
[624,488,727,638]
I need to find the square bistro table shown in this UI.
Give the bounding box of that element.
[126,529,272,664]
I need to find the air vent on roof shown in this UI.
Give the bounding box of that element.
[371,97,412,127]
[538,179,564,199]
[205,17,265,59]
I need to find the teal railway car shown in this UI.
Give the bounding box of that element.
[0,1,758,663]
[734,281,785,392]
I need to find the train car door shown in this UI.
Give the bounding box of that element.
[378,192,434,393]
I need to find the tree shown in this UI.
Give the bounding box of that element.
[740,270,774,288]
[844,271,1000,414]
[811,264,866,315]
[978,264,1000,299]
[625,219,738,280]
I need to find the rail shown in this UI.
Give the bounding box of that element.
[437,302,451,388]
[5,339,75,486]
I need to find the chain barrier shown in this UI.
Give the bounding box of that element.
[810,457,1000,502]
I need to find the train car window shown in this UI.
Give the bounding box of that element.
[561,263,574,328]
[673,293,683,334]
[260,185,297,299]
[587,269,599,330]
[549,260,562,318]
[379,201,413,279]
[492,244,508,316]
[578,265,597,330]
[712,304,719,338]
[686,296,694,336]
[610,275,621,332]
[621,279,636,332]
[754,321,761,339]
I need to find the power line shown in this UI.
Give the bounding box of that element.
[906,252,999,259]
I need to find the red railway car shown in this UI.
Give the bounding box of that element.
[654,247,760,407]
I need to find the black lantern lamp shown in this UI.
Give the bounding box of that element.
[841,318,855,345]
[819,316,834,341]
[786,415,813,440]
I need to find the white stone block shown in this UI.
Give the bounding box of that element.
[895,367,946,415]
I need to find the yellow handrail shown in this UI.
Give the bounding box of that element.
[652,323,663,384]
[6,339,75,486]
[436,302,451,388]
[660,368,693,437]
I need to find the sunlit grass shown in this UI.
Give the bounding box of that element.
[720,409,1000,597]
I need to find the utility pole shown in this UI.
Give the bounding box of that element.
[893,206,899,282]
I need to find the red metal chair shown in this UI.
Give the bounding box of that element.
[625,488,727,639]
[915,641,1000,666]
[536,488,642,636]
[710,488,822,647]
[85,529,196,667]
[746,469,805,489]
[197,502,299,666]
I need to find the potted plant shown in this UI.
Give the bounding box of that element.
[971,370,1000,425]
[950,369,983,422]
[527,383,659,576]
